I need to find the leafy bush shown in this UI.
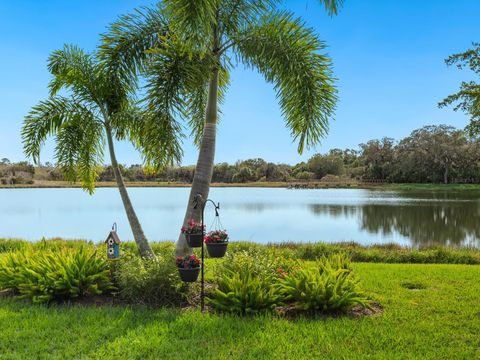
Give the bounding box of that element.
[0,239,29,253]
[208,270,282,314]
[207,252,291,314]
[116,254,187,307]
[278,254,370,313]
[0,247,113,303]
[33,238,95,252]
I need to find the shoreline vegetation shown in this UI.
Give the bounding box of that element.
[1,239,479,264]
[1,180,480,191]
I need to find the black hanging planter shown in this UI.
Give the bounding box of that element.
[186,233,203,248]
[206,242,228,258]
[178,267,201,282]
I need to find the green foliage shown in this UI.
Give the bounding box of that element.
[236,11,337,154]
[1,239,479,265]
[439,42,480,137]
[0,247,113,303]
[307,153,345,179]
[207,252,285,314]
[0,239,29,253]
[208,270,282,314]
[116,253,187,307]
[278,254,370,312]
[209,252,370,314]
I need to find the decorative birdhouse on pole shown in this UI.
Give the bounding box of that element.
[105,223,121,259]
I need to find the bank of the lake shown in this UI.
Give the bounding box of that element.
[0,262,478,359]
[2,180,480,191]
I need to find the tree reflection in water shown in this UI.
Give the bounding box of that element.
[308,191,480,247]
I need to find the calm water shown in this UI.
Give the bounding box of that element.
[0,187,479,247]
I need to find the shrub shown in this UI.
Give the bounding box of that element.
[116,254,187,307]
[208,270,282,314]
[0,239,29,253]
[207,252,291,314]
[278,254,370,313]
[0,247,113,303]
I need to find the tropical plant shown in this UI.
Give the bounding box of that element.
[99,0,340,256]
[439,42,480,137]
[207,251,293,314]
[0,247,114,303]
[116,253,187,306]
[277,254,371,312]
[21,45,163,258]
[207,268,282,314]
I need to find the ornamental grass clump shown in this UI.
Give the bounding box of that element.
[0,247,113,303]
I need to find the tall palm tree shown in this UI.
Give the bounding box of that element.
[100,1,340,256]
[21,45,176,258]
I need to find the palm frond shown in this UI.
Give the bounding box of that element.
[54,112,105,194]
[234,11,337,153]
[48,45,101,106]
[141,43,214,164]
[163,0,220,50]
[219,0,279,38]
[22,97,75,163]
[317,0,344,16]
[98,4,168,92]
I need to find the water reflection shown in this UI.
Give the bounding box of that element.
[308,195,480,247]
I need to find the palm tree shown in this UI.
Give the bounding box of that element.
[21,45,176,258]
[100,1,340,256]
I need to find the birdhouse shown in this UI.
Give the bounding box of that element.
[105,223,121,259]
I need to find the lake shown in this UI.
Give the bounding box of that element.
[0,187,479,247]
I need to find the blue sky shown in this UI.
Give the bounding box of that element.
[0,0,479,166]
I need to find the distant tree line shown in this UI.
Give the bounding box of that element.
[2,125,480,185]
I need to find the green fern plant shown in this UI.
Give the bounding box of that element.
[207,268,282,314]
[278,254,371,313]
[0,247,114,303]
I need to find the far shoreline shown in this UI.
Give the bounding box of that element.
[1,181,480,191]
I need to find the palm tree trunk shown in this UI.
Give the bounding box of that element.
[105,124,154,258]
[176,67,219,256]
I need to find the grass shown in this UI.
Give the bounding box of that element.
[0,262,479,359]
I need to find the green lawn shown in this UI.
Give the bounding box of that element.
[1,262,479,359]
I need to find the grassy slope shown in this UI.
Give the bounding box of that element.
[1,263,479,359]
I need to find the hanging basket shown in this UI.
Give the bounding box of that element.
[186,233,203,248]
[206,242,228,258]
[178,267,200,282]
